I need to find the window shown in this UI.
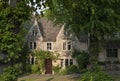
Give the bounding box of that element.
[68,42,71,50]
[63,42,66,50]
[106,48,118,57]
[70,59,73,65]
[29,42,37,49]
[30,57,36,64]
[63,41,72,50]
[32,30,37,36]
[33,42,36,49]
[47,43,52,50]
[31,57,34,64]
[65,59,68,66]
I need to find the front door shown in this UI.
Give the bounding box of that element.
[45,59,52,74]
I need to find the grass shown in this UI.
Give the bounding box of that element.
[18,74,80,81]
[18,74,120,81]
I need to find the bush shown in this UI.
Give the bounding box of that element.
[80,71,114,81]
[0,64,22,81]
[24,64,32,74]
[77,52,89,69]
[59,65,79,74]
[66,65,79,74]
[31,65,41,74]
[73,51,89,71]
[53,65,60,74]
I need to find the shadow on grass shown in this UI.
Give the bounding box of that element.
[69,75,81,81]
[46,77,54,81]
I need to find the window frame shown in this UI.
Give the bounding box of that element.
[29,41,37,50]
[63,41,72,51]
[47,42,52,50]
[32,30,38,36]
[106,48,118,58]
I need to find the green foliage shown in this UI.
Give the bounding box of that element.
[73,51,89,71]
[45,0,120,71]
[53,65,60,74]
[66,65,79,74]
[31,65,41,74]
[80,71,114,81]
[0,0,31,63]
[0,64,22,81]
[32,50,59,73]
[60,65,79,74]
[24,64,32,74]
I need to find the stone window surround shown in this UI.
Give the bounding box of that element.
[60,58,73,68]
[47,42,52,51]
[106,48,118,58]
[31,30,38,36]
[63,41,72,51]
[29,41,37,50]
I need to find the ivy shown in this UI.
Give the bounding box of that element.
[33,50,59,73]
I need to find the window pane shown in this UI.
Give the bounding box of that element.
[106,48,118,57]
[63,42,66,50]
[65,59,68,66]
[47,43,52,50]
[70,59,73,65]
[68,42,71,50]
[31,57,34,64]
[34,42,36,49]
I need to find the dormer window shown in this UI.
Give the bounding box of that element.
[32,30,37,36]
[47,43,52,50]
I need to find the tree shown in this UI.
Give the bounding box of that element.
[0,0,31,64]
[45,0,120,70]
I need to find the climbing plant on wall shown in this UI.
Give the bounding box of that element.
[32,50,59,73]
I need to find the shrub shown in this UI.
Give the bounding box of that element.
[53,65,60,74]
[0,64,22,81]
[73,51,89,71]
[24,64,32,74]
[31,65,41,74]
[66,65,79,74]
[77,52,89,70]
[80,71,114,81]
[59,65,79,74]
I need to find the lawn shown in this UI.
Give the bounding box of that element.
[112,75,120,81]
[18,74,80,81]
[18,74,120,81]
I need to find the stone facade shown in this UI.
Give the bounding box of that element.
[27,18,88,70]
[27,18,120,71]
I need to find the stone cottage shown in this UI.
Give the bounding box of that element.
[27,18,120,74]
[27,18,88,74]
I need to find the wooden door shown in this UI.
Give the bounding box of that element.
[45,59,52,74]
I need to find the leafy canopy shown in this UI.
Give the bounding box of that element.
[45,0,120,39]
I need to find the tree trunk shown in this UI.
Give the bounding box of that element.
[89,34,100,71]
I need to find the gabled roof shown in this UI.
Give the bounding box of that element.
[33,18,61,42]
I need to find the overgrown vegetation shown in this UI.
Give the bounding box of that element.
[80,70,114,81]
[72,51,89,72]
[53,65,60,74]
[0,64,22,81]
[59,65,79,74]
[30,50,59,74]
